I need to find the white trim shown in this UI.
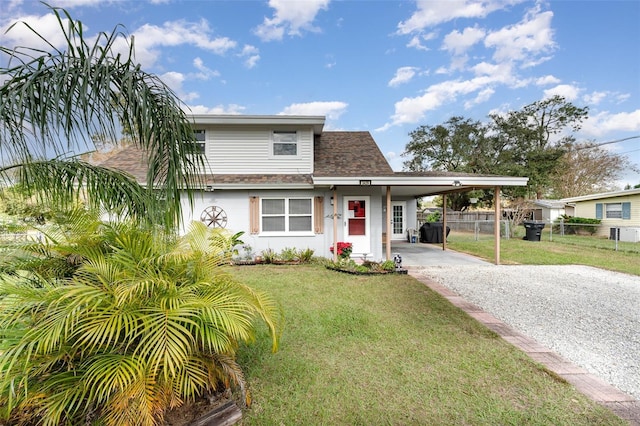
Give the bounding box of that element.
[313,175,529,186]
[270,130,300,158]
[190,114,325,134]
[343,196,371,255]
[259,197,313,234]
[561,188,640,203]
[390,201,407,240]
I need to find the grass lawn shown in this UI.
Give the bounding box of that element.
[448,230,640,276]
[233,265,624,425]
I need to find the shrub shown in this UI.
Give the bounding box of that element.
[297,248,315,263]
[555,215,601,235]
[380,260,396,271]
[0,219,282,425]
[261,248,277,264]
[425,211,441,222]
[279,247,298,262]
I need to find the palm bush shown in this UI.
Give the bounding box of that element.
[0,216,282,425]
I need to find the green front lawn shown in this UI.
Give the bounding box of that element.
[233,265,623,425]
[448,231,640,276]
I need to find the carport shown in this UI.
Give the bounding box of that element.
[316,172,528,265]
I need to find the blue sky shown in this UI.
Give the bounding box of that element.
[2,0,640,186]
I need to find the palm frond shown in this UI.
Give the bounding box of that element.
[5,159,159,224]
[0,6,203,228]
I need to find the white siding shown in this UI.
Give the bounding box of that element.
[200,125,313,174]
[180,187,387,261]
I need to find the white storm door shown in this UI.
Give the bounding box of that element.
[391,202,406,240]
[344,196,370,256]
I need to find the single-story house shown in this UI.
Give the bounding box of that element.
[561,187,640,240]
[532,199,566,222]
[101,115,528,262]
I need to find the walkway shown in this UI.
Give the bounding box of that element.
[392,242,640,425]
[391,241,489,266]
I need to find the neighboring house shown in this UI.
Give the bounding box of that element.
[532,199,566,222]
[561,188,640,239]
[102,115,528,260]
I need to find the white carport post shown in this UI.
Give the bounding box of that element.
[333,186,338,262]
[386,186,391,260]
[494,186,501,265]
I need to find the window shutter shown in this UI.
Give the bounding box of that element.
[314,196,324,234]
[622,202,631,220]
[249,196,260,234]
[595,203,603,219]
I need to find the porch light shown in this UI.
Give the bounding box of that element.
[452,180,462,187]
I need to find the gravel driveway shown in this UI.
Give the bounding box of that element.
[415,264,640,400]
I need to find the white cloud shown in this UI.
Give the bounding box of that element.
[435,57,469,75]
[535,75,561,86]
[616,93,631,104]
[442,25,486,55]
[239,45,260,68]
[464,87,495,108]
[388,67,419,87]
[187,104,246,115]
[543,84,580,101]
[160,71,199,102]
[43,0,106,6]
[254,0,330,42]
[193,57,221,79]
[132,20,236,68]
[386,3,559,131]
[484,6,555,66]
[378,75,498,130]
[582,110,640,137]
[279,101,347,120]
[397,0,522,34]
[1,13,75,52]
[406,32,437,50]
[582,91,609,106]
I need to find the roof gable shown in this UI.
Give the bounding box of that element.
[313,131,393,177]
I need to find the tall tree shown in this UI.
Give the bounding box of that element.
[489,95,588,199]
[402,96,591,204]
[0,6,202,228]
[403,116,490,173]
[550,142,638,198]
[402,117,499,210]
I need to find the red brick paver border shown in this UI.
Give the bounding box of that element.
[408,268,640,425]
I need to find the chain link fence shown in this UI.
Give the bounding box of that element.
[441,218,640,254]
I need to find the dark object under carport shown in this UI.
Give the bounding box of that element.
[420,222,450,243]
[523,221,545,241]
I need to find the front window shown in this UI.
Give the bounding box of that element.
[261,198,312,233]
[272,131,298,156]
[605,203,622,219]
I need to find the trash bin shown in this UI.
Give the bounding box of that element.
[609,227,620,241]
[523,221,545,241]
[419,222,450,243]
